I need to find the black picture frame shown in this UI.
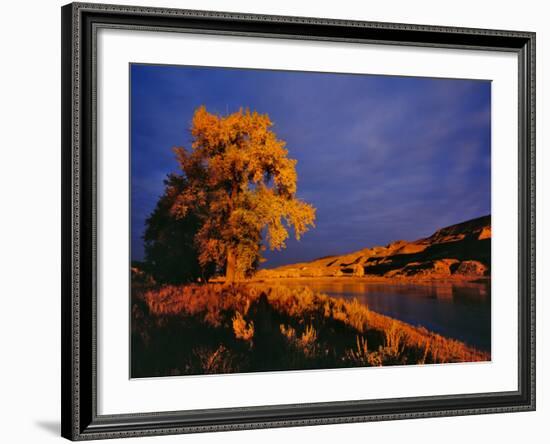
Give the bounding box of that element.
[61,2,536,440]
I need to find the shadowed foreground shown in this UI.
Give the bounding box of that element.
[131,284,489,378]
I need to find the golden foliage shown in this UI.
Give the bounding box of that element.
[279,323,318,359]
[232,311,255,342]
[169,106,316,280]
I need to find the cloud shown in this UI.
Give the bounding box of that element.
[130,65,491,266]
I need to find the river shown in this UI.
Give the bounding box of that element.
[277,280,491,352]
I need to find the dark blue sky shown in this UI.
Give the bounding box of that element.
[131,64,491,268]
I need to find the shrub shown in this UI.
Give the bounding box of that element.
[192,345,237,374]
[232,311,255,343]
[345,336,370,366]
[132,282,489,377]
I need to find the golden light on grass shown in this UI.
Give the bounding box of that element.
[132,283,489,377]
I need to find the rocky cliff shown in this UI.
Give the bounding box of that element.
[255,215,491,280]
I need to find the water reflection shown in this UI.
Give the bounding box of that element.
[278,280,491,352]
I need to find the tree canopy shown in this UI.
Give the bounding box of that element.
[143,174,215,284]
[146,106,316,282]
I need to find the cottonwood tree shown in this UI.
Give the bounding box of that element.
[169,106,316,282]
[143,174,215,284]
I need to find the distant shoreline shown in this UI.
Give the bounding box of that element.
[211,275,490,285]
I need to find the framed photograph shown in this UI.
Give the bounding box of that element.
[61,2,535,440]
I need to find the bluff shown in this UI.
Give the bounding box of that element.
[255,215,491,280]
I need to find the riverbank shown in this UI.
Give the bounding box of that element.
[209,275,490,288]
[131,283,489,378]
[250,275,490,284]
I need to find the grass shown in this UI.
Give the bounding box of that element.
[131,283,489,378]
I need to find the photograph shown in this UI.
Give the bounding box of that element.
[130,64,492,378]
[55,1,537,440]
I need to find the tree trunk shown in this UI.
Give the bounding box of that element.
[225,248,237,283]
[225,182,240,283]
